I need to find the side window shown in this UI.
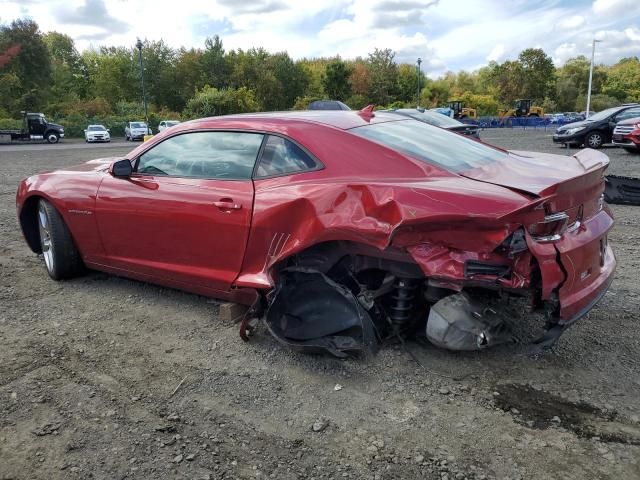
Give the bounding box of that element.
[136,131,264,180]
[616,108,640,122]
[255,135,318,178]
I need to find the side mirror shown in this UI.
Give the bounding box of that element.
[111,159,133,178]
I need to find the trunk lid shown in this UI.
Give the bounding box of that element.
[460,149,608,200]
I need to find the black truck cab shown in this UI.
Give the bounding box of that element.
[0,112,65,144]
[24,113,65,143]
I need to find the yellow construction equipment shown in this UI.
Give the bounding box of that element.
[499,99,544,118]
[447,100,478,120]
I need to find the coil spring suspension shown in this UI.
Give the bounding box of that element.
[389,277,417,328]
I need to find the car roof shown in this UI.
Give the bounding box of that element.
[188,110,405,131]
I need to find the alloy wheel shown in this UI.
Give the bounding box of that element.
[38,204,54,273]
[587,133,602,148]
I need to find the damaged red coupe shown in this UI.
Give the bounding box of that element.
[16,110,616,356]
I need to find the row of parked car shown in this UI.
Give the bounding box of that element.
[552,103,640,152]
[547,112,592,124]
[83,120,180,143]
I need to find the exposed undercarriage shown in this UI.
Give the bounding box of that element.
[260,239,567,358]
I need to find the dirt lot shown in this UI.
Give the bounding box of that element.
[1,129,639,480]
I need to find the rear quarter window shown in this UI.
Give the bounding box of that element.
[350,119,506,172]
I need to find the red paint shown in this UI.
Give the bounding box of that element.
[16,111,615,325]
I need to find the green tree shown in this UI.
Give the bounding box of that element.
[489,60,524,105]
[397,63,424,104]
[43,32,88,111]
[367,48,398,105]
[269,52,309,109]
[298,58,327,98]
[554,56,607,111]
[202,35,229,89]
[82,47,136,106]
[518,48,556,102]
[175,48,206,110]
[139,40,180,111]
[322,58,352,101]
[183,85,259,118]
[602,57,640,102]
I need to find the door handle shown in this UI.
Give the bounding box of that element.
[213,199,242,211]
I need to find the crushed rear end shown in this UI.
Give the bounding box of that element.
[258,128,616,357]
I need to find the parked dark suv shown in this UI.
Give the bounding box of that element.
[553,103,640,148]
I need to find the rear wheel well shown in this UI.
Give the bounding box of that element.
[20,196,43,253]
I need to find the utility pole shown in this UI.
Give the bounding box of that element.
[586,39,601,119]
[417,58,422,109]
[136,38,149,131]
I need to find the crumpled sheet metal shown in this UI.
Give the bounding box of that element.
[406,243,534,290]
[235,178,538,290]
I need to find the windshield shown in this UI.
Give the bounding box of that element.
[587,107,620,121]
[88,125,106,131]
[166,121,179,127]
[131,122,147,129]
[350,119,506,172]
[401,110,462,127]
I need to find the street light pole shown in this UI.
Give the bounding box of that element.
[417,57,422,108]
[135,38,149,131]
[586,39,601,119]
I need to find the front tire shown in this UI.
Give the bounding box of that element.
[46,132,59,144]
[585,131,604,149]
[37,199,84,280]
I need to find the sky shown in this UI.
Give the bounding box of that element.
[2,0,640,77]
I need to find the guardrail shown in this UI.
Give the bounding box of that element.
[461,117,581,129]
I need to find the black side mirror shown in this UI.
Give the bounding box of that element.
[112,159,133,178]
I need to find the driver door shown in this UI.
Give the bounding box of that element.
[95,130,264,294]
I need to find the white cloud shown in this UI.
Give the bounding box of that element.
[593,0,636,16]
[487,44,505,62]
[557,15,585,30]
[1,0,639,77]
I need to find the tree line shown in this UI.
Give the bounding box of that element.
[1,18,639,135]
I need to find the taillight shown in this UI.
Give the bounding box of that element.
[528,212,569,242]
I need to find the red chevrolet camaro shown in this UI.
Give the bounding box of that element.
[16,110,616,356]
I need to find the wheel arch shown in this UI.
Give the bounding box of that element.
[19,194,44,253]
[270,239,424,279]
[584,129,608,147]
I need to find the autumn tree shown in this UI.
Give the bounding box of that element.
[0,19,51,112]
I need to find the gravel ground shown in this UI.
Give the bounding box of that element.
[1,129,639,480]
